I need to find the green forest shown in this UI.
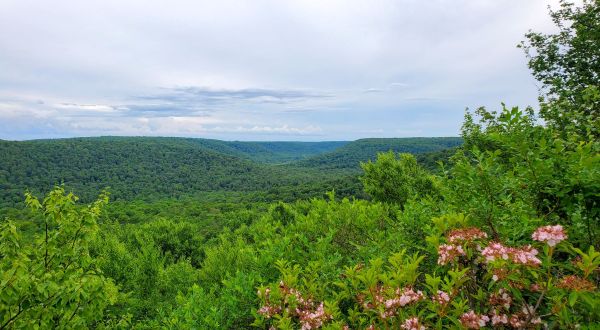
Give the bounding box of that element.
[1,1,599,329]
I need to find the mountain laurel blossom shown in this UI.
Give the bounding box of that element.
[508,305,542,327]
[437,244,465,265]
[481,242,510,262]
[532,225,567,246]
[401,317,426,330]
[381,287,425,318]
[490,310,509,326]
[431,290,450,305]
[460,311,489,329]
[258,281,331,329]
[298,302,330,330]
[481,242,541,266]
[510,245,541,266]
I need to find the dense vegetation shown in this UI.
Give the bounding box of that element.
[293,137,463,171]
[1,1,599,329]
[0,137,457,210]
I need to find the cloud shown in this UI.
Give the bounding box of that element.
[211,124,323,135]
[54,103,119,113]
[363,88,385,93]
[0,0,561,140]
[127,86,333,115]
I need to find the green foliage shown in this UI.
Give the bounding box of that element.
[1,3,598,327]
[360,152,438,207]
[519,0,600,135]
[165,195,427,328]
[294,137,463,171]
[0,137,459,210]
[0,187,118,329]
[191,139,349,164]
[454,105,599,246]
[520,0,599,105]
[90,219,202,327]
[257,222,600,329]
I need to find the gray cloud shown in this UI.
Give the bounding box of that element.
[130,86,332,114]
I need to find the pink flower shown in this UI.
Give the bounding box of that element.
[460,311,489,329]
[437,244,465,265]
[481,242,541,266]
[490,310,508,326]
[258,305,281,318]
[481,242,510,262]
[532,225,567,246]
[298,302,331,330]
[510,245,541,266]
[509,305,542,327]
[382,287,425,318]
[431,290,450,305]
[401,317,426,330]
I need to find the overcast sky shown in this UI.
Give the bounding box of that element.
[0,0,560,141]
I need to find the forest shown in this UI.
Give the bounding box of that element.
[1,1,599,329]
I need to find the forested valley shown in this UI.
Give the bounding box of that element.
[1,1,599,329]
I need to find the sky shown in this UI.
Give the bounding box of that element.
[0,0,561,141]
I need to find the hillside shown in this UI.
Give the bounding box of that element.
[0,137,460,209]
[292,137,463,170]
[186,139,348,163]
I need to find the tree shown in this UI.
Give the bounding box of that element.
[360,152,437,207]
[519,0,599,134]
[0,187,117,329]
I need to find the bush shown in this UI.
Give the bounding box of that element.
[0,187,118,329]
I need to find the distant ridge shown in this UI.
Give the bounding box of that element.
[0,136,461,207]
[292,137,463,170]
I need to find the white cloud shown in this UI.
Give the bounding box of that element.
[0,0,562,140]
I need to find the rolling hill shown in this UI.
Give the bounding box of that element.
[291,137,463,170]
[0,136,462,208]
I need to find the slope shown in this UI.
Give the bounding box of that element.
[291,137,463,170]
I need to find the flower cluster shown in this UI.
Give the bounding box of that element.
[532,225,567,246]
[508,305,542,328]
[257,281,331,329]
[256,223,596,329]
[257,304,281,318]
[490,310,508,326]
[510,245,542,266]
[557,275,596,292]
[481,242,541,266]
[481,242,511,262]
[401,316,426,330]
[460,311,489,329]
[437,244,465,265]
[380,287,425,319]
[448,227,488,243]
[297,302,329,330]
[431,290,450,306]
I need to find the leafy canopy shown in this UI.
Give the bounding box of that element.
[360,152,437,207]
[0,187,118,329]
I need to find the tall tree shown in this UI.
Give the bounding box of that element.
[520,0,599,135]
